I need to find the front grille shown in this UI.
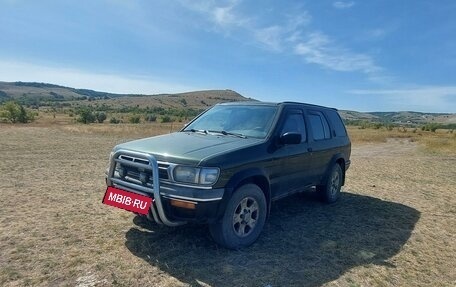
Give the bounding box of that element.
[118,155,169,180]
[119,155,149,165]
[158,164,170,179]
[113,155,170,190]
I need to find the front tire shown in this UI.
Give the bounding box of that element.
[317,164,343,203]
[209,184,267,249]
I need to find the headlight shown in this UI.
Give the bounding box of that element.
[173,166,199,184]
[173,166,219,185]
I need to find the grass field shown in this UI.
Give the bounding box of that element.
[0,123,455,286]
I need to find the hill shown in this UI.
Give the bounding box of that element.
[368,111,456,124]
[339,110,456,125]
[107,89,251,110]
[0,81,250,109]
[0,81,118,101]
[0,81,454,125]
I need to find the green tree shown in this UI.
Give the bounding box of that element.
[146,114,157,122]
[1,101,20,123]
[95,112,107,123]
[18,105,29,123]
[161,115,172,123]
[110,117,120,124]
[422,123,441,132]
[129,115,141,124]
[0,101,34,123]
[77,107,96,124]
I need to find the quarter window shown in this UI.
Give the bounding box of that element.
[326,110,347,137]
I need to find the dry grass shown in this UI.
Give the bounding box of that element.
[0,124,455,286]
[347,126,413,143]
[347,126,456,156]
[58,123,181,138]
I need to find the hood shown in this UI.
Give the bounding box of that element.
[114,132,263,165]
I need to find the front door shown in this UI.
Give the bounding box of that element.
[272,108,313,199]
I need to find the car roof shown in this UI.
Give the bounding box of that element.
[216,101,338,111]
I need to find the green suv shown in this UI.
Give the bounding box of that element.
[105,102,351,249]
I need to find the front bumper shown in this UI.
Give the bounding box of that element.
[106,149,224,225]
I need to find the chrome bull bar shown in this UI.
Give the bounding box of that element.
[106,149,186,227]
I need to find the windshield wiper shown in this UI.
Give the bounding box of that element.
[208,130,247,138]
[186,129,208,134]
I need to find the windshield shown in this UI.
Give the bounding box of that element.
[183,105,278,139]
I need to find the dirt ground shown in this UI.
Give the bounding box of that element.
[0,125,454,287]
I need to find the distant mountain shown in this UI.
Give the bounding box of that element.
[368,111,456,124]
[338,110,379,121]
[0,81,454,124]
[339,110,456,125]
[0,81,122,100]
[0,81,250,109]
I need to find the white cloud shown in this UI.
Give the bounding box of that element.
[181,1,381,76]
[254,26,283,51]
[333,1,355,9]
[294,32,380,74]
[349,86,456,112]
[213,5,242,27]
[180,0,248,29]
[0,60,196,94]
[253,14,311,51]
[180,0,309,51]
[285,12,312,31]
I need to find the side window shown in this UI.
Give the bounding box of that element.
[280,113,307,142]
[308,111,331,140]
[326,110,347,137]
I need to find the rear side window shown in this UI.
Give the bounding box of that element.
[326,110,347,137]
[308,111,331,140]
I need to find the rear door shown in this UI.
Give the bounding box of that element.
[306,110,336,183]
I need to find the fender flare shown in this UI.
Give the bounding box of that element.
[216,168,271,220]
[323,153,347,185]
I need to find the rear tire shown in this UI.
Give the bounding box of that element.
[209,184,267,249]
[317,164,343,203]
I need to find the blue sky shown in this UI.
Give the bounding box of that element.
[1,0,455,112]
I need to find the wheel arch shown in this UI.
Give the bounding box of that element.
[325,154,347,185]
[218,168,271,219]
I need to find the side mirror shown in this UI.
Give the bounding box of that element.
[279,132,301,145]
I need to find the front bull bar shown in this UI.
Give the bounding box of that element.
[106,149,186,227]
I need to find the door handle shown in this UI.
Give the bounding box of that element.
[307,147,313,152]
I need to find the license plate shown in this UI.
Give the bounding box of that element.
[102,186,152,215]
